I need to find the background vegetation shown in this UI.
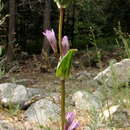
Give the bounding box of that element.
[0,0,130,59]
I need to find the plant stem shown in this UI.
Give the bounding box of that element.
[61,79,65,130]
[58,8,64,56]
[58,7,65,130]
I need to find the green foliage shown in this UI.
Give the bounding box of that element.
[0,46,3,56]
[114,23,130,58]
[95,37,117,51]
[8,104,20,116]
[72,0,107,48]
[56,49,77,79]
[0,0,4,12]
[0,67,4,78]
[0,0,129,53]
[25,39,42,54]
[71,0,130,50]
[0,14,8,25]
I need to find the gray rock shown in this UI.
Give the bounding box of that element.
[0,83,28,107]
[94,59,130,88]
[75,71,93,81]
[0,83,44,109]
[72,91,102,110]
[0,120,15,130]
[87,80,99,89]
[93,87,110,101]
[24,98,60,125]
[110,110,130,127]
[26,88,44,98]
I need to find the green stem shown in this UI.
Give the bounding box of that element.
[61,79,65,130]
[58,7,65,130]
[58,8,64,56]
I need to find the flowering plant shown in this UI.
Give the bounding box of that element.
[42,0,79,129]
[43,29,69,57]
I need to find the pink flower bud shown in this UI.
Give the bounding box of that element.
[62,36,70,56]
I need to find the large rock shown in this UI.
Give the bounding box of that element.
[72,91,102,110]
[94,59,130,88]
[0,83,44,108]
[24,98,60,125]
[0,83,28,107]
[0,120,15,130]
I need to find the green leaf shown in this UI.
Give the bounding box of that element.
[56,49,77,79]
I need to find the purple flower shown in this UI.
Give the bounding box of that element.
[68,121,80,130]
[42,29,57,53]
[65,112,79,130]
[42,29,70,56]
[62,36,70,56]
[66,112,75,127]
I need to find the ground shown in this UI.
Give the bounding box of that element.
[0,49,129,130]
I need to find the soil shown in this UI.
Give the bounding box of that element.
[0,49,128,130]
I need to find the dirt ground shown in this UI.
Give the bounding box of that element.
[0,49,129,130]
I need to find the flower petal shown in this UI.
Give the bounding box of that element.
[68,120,80,130]
[66,112,75,124]
[42,29,57,53]
[62,36,70,56]
[65,112,75,130]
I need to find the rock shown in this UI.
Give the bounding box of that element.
[22,88,45,109]
[0,120,15,130]
[99,105,120,121]
[75,71,92,81]
[111,110,130,127]
[72,91,102,110]
[98,107,130,128]
[93,87,110,101]
[94,59,130,88]
[86,80,99,89]
[45,93,60,104]
[0,83,28,107]
[15,79,33,85]
[0,83,44,109]
[86,105,129,129]
[24,98,60,125]
[26,88,44,98]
